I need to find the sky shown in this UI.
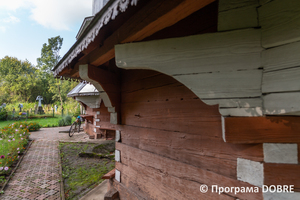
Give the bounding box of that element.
[0,0,93,66]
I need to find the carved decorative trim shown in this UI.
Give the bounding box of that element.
[53,0,140,77]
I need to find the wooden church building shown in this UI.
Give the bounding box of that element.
[53,0,300,199]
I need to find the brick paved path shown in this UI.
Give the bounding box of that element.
[1,140,60,200]
[1,126,105,200]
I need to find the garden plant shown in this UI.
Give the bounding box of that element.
[0,122,40,175]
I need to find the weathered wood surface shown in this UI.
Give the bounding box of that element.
[263,92,300,115]
[262,41,300,72]
[223,116,300,143]
[115,29,263,116]
[218,5,258,31]
[264,163,300,192]
[116,142,263,200]
[219,0,259,12]
[175,69,262,99]
[75,96,101,109]
[117,70,263,179]
[259,0,300,48]
[116,28,262,75]
[262,67,300,93]
[118,125,263,178]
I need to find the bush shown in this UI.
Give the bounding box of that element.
[0,108,7,121]
[64,115,72,125]
[58,119,65,127]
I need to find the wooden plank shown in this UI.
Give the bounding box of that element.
[118,125,263,179]
[263,92,300,115]
[223,116,300,143]
[264,163,300,192]
[116,142,263,200]
[115,28,262,75]
[262,67,300,93]
[121,100,221,133]
[259,0,300,48]
[175,69,262,99]
[219,0,259,12]
[218,5,259,31]
[262,41,300,72]
[102,168,115,179]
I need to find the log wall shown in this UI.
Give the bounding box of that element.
[108,70,264,199]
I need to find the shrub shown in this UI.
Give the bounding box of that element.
[58,119,65,127]
[0,108,7,121]
[64,115,72,125]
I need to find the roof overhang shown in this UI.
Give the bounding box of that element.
[52,0,216,79]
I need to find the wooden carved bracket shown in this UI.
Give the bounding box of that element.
[79,64,120,124]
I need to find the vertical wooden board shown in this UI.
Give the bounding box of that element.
[259,0,300,48]
[174,69,262,99]
[219,0,259,11]
[116,143,263,200]
[264,163,300,192]
[218,5,259,31]
[115,28,263,75]
[264,92,300,115]
[262,67,300,93]
[262,41,300,72]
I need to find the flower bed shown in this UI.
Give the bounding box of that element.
[0,122,40,175]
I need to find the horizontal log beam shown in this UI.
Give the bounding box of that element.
[223,116,300,143]
[264,163,300,192]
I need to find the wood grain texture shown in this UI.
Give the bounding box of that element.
[116,142,263,200]
[118,70,263,179]
[262,67,300,93]
[262,41,300,72]
[224,116,300,143]
[218,5,259,31]
[259,0,300,48]
[175,69,262,99]
[115,28,263,75]
[219,0,259,12]
[264,163,300,192]
[263,92,300,115]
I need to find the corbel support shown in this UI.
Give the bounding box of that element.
[79,64,120,124]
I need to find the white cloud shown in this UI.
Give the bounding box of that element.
[2,15,20,23]
[0,0,93,30]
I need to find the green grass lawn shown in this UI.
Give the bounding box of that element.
[0,117,67,128]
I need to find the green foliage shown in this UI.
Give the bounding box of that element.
[0,122,31,174]
[63,115,72,125]
[58,119,65,127]
[0,108,7,120]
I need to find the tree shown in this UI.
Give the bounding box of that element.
[37,36,76,109]
[0,56,38,103]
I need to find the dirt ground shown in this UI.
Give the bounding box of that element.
[59,141,115,200]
